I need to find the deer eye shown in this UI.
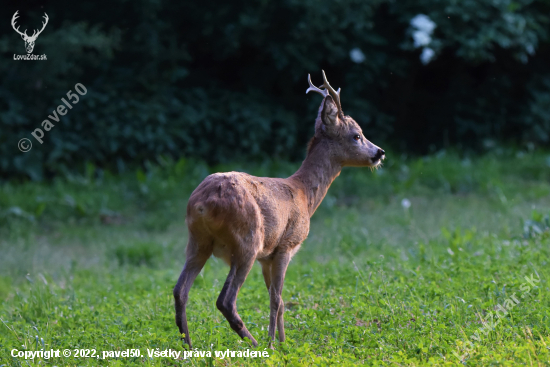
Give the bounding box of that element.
[353,134,361,141]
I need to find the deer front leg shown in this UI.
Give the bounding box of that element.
[259,259,272,291]
[268,252,291,345]
[277,296,285,342]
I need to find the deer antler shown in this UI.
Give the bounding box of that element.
[11,11,28,38]
[11,11,49,40]
[30,13,49,39]
[306,70,343,117]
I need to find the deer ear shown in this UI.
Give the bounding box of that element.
[321,96,340,126]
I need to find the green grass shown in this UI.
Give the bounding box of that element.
[1,149,550,366]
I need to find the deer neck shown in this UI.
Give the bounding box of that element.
[290,139,342,217]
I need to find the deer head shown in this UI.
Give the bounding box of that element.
[11,11,49,54]
[306,70,385,167]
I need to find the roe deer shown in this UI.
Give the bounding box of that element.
[173,71,385,348]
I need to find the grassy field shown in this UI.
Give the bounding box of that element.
[1,149,549,366]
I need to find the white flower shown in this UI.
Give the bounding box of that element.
[401,198,411,209]
[409,14,437,64]
[410,14,436,34]
[420,48,435,64]
[412,30,432,48]
[349,47,366,63]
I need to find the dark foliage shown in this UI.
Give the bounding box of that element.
[1,0,549,179]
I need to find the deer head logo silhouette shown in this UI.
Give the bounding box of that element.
[11,11,49,54]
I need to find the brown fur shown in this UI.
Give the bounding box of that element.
[173,94,385,348]
[306,136,320,154]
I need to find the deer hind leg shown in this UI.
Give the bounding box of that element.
[268,252,291,344]
[173,236,212,349]
[216,250,258,346]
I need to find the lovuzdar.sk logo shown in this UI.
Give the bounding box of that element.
[11,10,48,61]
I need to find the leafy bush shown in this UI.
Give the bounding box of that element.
[1,0,550,179]
[523,210,550,239]
[113,242,160,267]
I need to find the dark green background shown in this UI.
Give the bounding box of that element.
[2,0,549,180]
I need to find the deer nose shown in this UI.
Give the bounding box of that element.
[374,148,385,161]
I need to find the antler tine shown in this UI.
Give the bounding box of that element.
[306,74,329,98]
[321,70,343,117]
[34,13,49,38]
[11,10,27,37]
[306,71,344,116]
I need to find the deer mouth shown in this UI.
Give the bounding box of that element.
[370,148,385,167]
[372,155,386,167]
